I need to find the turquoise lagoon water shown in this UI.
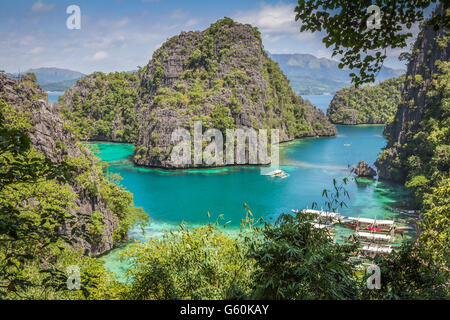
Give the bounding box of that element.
[80,94,414,278]
[93,125,411,233]
[96,125,415,279]
[47,92,63,103]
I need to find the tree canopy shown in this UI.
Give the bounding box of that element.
[295,1,449,86]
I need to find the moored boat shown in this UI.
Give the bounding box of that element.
[340,219,411,233]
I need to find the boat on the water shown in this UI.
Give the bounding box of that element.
[360,244,393,257]
[340,218,412,234]
[267,169,289,178]
[355,231,394,243]
[292,209,342,224]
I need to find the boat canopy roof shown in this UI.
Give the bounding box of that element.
[303,209,340,218]
[356,232,392,241]
[311,223,329,229]
[348,217,394,225]
[361,245,393,254]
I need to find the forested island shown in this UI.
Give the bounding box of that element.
[58,18,336,169]
[327,76,404,125]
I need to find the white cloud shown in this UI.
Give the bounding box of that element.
[29,47,44,55]
[117,17,131,27]
[185,19,199,27]
[234,3,299,35]
[170,10,189,20]
[31,1,55,12]
[91,51,109,61]
[19,35,35,46]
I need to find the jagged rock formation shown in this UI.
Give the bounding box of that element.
[375,6,449,183]
[0,73,143,257]
[57,72,140,143]
[135,18,337,168]
[354,161,377,178]
[327,76,404,125]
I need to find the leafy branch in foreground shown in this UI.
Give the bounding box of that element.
[0,102,92,299]
[295,1,448,86]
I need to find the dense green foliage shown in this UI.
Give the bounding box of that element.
[247,212,359,299]
[327,76,404,124]
[0,74,148,299]
[0,99,76,298]
[124,223,254,300]
[59,72,140,142]
[117,204,448,300]
[418,178,450,266]
[361,242,449,299]
[378,60,449,206]
[294,1,448,86]
[374,18,449,275]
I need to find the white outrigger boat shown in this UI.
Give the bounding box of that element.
[268,169,289,178]
[360,244,393,257]
[292,209,342,224]
[341,216,412,233]
[347,216,395,228]
[355,231,394,243]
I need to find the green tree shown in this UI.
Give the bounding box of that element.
[0,103,81,298]
[247,212,359,300]
[295,1,448,86]
[360,242,449,299]
[123,223,253,300]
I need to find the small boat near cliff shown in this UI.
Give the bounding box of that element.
[268,169,289,178]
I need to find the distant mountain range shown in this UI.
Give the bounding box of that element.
[8,54,404,95]
[8,67,85,92]
[270,53,405,95]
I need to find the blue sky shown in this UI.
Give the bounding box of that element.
[1,0,424,74]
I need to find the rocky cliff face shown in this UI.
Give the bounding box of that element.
[375,6,449,182]
[0,73,139,257]
[134,18,337,168]
[327,76,404,125]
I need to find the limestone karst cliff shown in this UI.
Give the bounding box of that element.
[134,18,337,168]
[375,6,449,184]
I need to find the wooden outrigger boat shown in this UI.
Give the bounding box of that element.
[269,169,289,178]
[292,209,342,224]
[360,244,393,257]
[355,232,394,243]
[340,216,412,234]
